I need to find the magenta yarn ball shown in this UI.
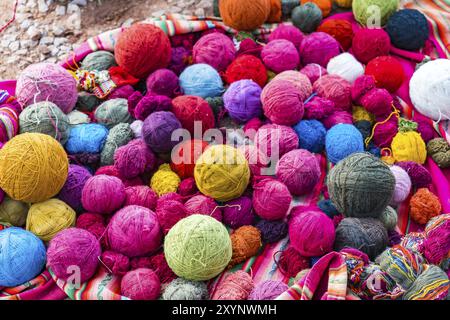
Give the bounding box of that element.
[108,85,135,100]
[156,199,187,234]
[361,88,393,117]
[261,39,300,73]
[107,205,162,257]
[289,208,335,257]
[304,96,335,120]
[184,195,222,221]
[101,250,130,276]
[178,177,198,197]
[299,32,340,68]
[114,139,157,179]
[416,118,435,143]
[158,192,183,204]
[273,70,313,101]
[351,75,376,105]
[249,280,289,300]
[300,63,327,84]
[121,268,161,300]
[373,116,398,148]
[269,24,304,48]
[322,110,353,129]
[58,164,92,212]
[124,185,158,210]
[146,69,180,98]
[253,178,292,221]
[389,165,412,205]
[261,79,304,126]
[133,94,172,121]
[276,149,321,196]
[254,123,299,158]
[193,33,236,71]
[16,62,77,113]
[314,74,352,111]
[223,196,255,229]
[223,79,263,123]
[82,175,126,214]
[47,228,101,283]
[238,144,269,176]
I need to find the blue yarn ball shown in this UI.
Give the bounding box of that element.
[386,9,430,51]
[325,124,364,164]
[367,143,381,157]
[0,227,46,287]
[318,199,340,218]
[66,123,109,154]
[293,119,327,153]
[179,63,224,98]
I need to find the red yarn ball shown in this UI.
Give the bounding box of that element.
[121,268,161,300]
[101,251,130,276]
[115,24,172,79]
[224,54,268,88]
[351,28,391,64]
[361,88,393,117]
[124,185,158,210]
[365,56,405,93]
[170,139,209,179]
[277,246,309,278]
[131,253,177,283]
[171,96,215,135]
[317,19,354,51]
[156,199,187,234]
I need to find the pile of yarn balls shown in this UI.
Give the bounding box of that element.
[0,0,449,301]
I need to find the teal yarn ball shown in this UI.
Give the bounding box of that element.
[327,152,395,218]
[19,101,70,145]
[379,206,398,231]
[0,227,46,287]
[403,265,449,300]
[293,119,327,153]
[100,123,133,166]
[66,123,109,154]
[291,3,323,33]
[162,278,209,300]
[95,98,133,129]
[81,50,117,72]
[325,124,364,164]
[179,64,224,99]
[353,0,398,27]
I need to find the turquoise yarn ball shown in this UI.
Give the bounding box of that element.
[81,50,117,72]
[66,123,109,154]
[0,227,46,287]
[291,3,323,33]
[325,124,364,164]
[293,119,327,154]
[179,64,224,99]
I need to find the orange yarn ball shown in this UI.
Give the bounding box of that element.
[410,188,442,225]
[267,0,282,23]
[317,19,354,51]
[219,0,271,31]
[301,0,332,17]
[170,139,209,179]
[229,225,262,267]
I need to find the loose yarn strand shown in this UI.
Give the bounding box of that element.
[365,105,400,147]
[0,0,18,34]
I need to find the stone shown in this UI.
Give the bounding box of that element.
[8,41,20,51]
[194,8,205,16]
[40,36,55,45]
[54,37,67,46]
[152,10,166,17]
[27,26,42,41]
[53,26,66,36]
[171,6,182,13]
[38,45,51,55]
[55,5,66,15]
[38,0,49,13]
[122,18,134,27]
[70,0,87,6]
[20,19,32,30]
[67,3,81,14]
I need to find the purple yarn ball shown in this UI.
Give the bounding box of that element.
[396,161,432,188]
[268,24,304,48]
[114,139,157,179]
[108,85,136,100]
[222,196,255,229]
[223,79,262,123]
[261,39,300,73]
[249,280,288,300]
[142,111,182,154]
[255,219,288,243]
[58,164,92,211]
[146,69,180,98]
[169,47,192,75]
[134,94,172,121]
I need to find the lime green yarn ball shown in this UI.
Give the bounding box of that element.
[353,0,398,26]
[164,214,232,281]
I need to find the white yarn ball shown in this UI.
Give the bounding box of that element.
[67,110,91,126]
[326,53,364,84]
[410,59,450,121]
[130,120,144,138]
[389,165,412,206]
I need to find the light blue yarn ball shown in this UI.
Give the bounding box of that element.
[179,63,224,98]
[325,124,364,164]
[0,227,46,287]
[293,119,327,153]
[65,123,109,154]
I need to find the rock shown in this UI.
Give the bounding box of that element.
[27,0,37,9]
[67,3,80,14]
[27,26,42,41]
[53,26,66,36]
[122,18,134,27]
[8,41,20,51]
[55,5,66,15]
[50,46,60,56]
[40,36,55,45]
[67,12,82,30]
[70,0,87,6]
[20,19,32,30]
[1,39,11,49]
[38,0,49,13]
[54,37,67,46]
[16,49,28,56]
[194,8,205,16]
[152,10,166,17]
[38,45,51,55]
[171,6,182,13]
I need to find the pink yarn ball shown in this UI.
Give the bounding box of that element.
[273,70,313,101]
[314,74,352,111]
[193,33,236,71]
[244,117,265,139]
[304,96,335,120]
[299,32,340,68]
[211,271,254,300]
[253,178,292,220]
[373,116,398,148]
[130,252,176,283]
[101,251,130,276]
[107,205,162,257]
[389,165,412,205]
[300,63,327,84]
[261,79,304,126]
[289,208,335,257]
[351,75,376,105]
[269,24,304,48]
[361,88,393,117]
[76,213,106,247]
[415,118,435,143]
[146,69,180,98]
[261,39,299,73]
[114,139,157,179]
[249,280,288,300]
[276,149,321,196]
[322,110,353,129]
[108,85,135,100]
[124,185,158,210]
[238,144,269,176]
[254,123,299,158]
[133,94,172,121]
[82,175,126,214]
[157,192,183,204]
[223,196,255,229]
[178,177,198,197]
[352,28,391,64]
[184,195,222,221]
[121,268,161,300]
[156,199,187,234]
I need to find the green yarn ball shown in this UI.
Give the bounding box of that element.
[162,278,209,300]
[94,98,133,129]
[379,206,398,231]
[100,123,133,166]
[19,101,70,145]
[164,214,232,281]
[353,0,399,27]
[0,197,29,227]
[327,152,395,219]
[205,97,224,122]
[427,138,450,168]
[291,3,323,33]
[403,265,450,300]
[76,92,101,112]
[81,50,117,72]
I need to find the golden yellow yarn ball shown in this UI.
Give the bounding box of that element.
[194,144,250,202]
[353,106,375,124]
[0,197,29,227]
[391,131,427,164]
[26,198,76,241]
[150,163,181,196]
[334,0,353,8]
[0,133,69,203]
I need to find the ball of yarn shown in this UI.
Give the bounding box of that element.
[423,214,450,265]
[314,74,352,111]
[352,0,398,26]
[389,165,412,205]
[158,192,183,204]
[82,175,125,214]
[373,116,398,148]
[121,268,161,300]
[334,0,352,7]
[156,199,187,234]
[76,212,106,244]
[249,280,288,300]
[223,80,262,123]
[114,138,156,179]
[291,3,323,33]
[0,197,28,227]
[353,106,375,124]
[317,19,354,50]
[142,111,182,154]
[276,246,310,278]
[396,161,431,188]
[178,177,198,197]
[300,63,327,85]
[65,123,108,154]
[322,110,353,129]
[254,123,299,158]
[404,265,449,300]
[108,85,135,100]
[219,0,271,31]
[276,149,320,196]
[304,96,335,120]
[193,33,236,71]
[130,120,143,138]
[293,119,327,154]
[146,68,180,98]
[237,144,269,176]
[410,59,450,121]
[410,188,441,225]
[184,195,222,221]
[150,164,181,197]
[325,124,364,164]
[391,131,427,164]
[317,199,340,218]
[172,95,215,135]
[179,64,224,99]
[212,271,254,300]
[365,56,404,93]
[0,133,68,203]
[165,214,232,280]
[223,196,254,228]
[269,24,304,47]
[299,32,340,68]
[272,70,313,101]
[124,185,157,210]
[351,28,391,64]
[115,24,171,79]
[163,278,209,300]
[361,88,393,117]
[19,101,70,144]
[81,50,117,71]
[416,118,435,143]
[171,139,209,179]
[261,79,304,126]
[224,55,267,88]
[194,145,250,202]
[229,225,262,267]
[327,53,364,84]
[335,217,388,259]
[253,178,292,220]
[427,138,450,168]
[379,206,398,231]
[386,9,429,51]
[289,208,335,257]
[255,219,288,243]
[26,198,76,241]
[261,39,299,73]
[47,227,101,282]
[16,62,77,113]
[95,99,132,129]
[100,123,133,166]
[130,252,176,283]
[0,227,46,287]
[327,152,395,218]
[101,251,130,276]
[133,94,172,121]
[351,75,376,105]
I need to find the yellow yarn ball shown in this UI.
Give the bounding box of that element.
[353,106,375,124]
[0,197,29,227]
[150,163,181,196]
[194,144,250,202]
[392,131,427,164]
[26,198,76,241]
[381,155,396,165]
[334,0,352,8]
[0,133,69,203]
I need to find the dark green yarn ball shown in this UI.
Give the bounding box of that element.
[76,92,101,112]
[205,96,224,121]
[291,3,323,33]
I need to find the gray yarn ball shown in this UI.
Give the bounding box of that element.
[327,152,395,219]
[378,206,398,231]
[94,98,133,129]
[334,217,388,260]
[291,3,323,33]
[162,278,209,300]
[76,92,101,112]
[19,101,70,145]
[67,110,91,127]
[100,123,133,166]
[81,50,117,72]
